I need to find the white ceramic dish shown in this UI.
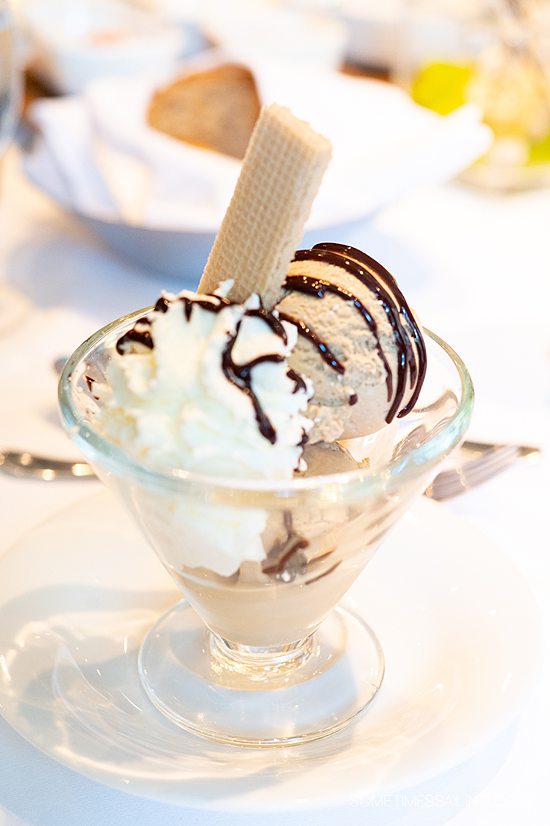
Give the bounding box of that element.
[203,6,346,71]
[0,491,540,811]
[339,0,402,71]
[24,60,489,281]
[22,0,187,94]
[56,200,373,284]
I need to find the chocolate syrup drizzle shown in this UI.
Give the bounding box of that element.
[116,316,153,354]
[262,510,342,585]
[246,307,288,343]
[154,293,232,319]
[278,311,345,374]
[284,274,395,405]
[262,511,309,581]
[221,329,282,444]
[115,293,306,444]
[287,368,307,395]
[84,374,100,401]
[283,243,427,423]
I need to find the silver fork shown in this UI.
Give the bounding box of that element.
[0,451,96,481]
[0,440,541,496]
[424,440,540,500]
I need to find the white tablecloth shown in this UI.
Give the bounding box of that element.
[0,146,549,825]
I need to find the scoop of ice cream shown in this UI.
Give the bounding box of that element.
[298,441,359,477]
[275,243,427,442]
[96,286,313,577]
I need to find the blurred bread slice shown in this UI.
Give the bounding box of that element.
[147,63,261,159]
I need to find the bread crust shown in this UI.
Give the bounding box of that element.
[147,63,261,159]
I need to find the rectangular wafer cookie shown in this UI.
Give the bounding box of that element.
[198,104,332,307]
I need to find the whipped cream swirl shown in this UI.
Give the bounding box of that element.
[97,287,313,576]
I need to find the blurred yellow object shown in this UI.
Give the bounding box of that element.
[528,132,550,164]
[410,51,550,183]
[411,61,473,115]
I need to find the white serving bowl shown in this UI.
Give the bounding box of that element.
[338,0,402,72]
[22,0,187,94]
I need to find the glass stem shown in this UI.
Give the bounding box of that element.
[209,632,316,682]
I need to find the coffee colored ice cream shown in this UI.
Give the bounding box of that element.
[275,243,427,443]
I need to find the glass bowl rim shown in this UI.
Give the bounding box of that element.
[58,308,474,498]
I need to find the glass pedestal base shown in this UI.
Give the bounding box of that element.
[138,600,385,747]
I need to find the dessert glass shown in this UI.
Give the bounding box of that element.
[59,309,473,747]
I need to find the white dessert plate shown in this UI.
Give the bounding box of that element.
[0,491,540,812]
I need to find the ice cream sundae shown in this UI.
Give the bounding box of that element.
[59,101,472,745]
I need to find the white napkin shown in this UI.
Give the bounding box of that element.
[25,56,492,231]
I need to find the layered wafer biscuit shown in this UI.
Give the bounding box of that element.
[198,104,332,307]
